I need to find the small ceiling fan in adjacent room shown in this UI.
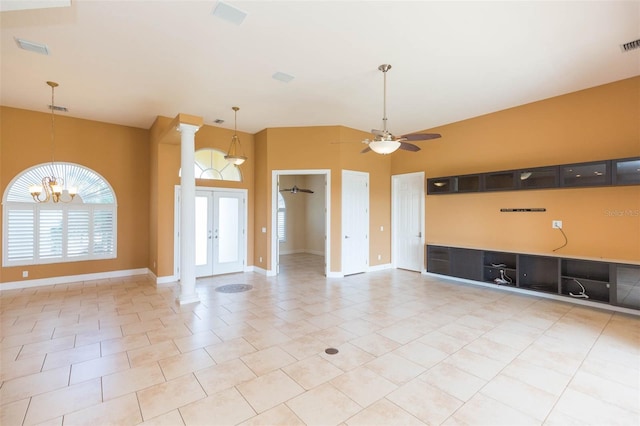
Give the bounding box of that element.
[362,64,442,155]
[280,185,314,194]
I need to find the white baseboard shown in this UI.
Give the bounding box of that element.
[156,274,179,285]
[369,263,392,272]
[1,268,151,291]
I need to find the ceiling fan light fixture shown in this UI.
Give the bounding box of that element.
[369,140,401,155]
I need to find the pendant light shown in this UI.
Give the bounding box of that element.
[29,81,77,203]
[224,106,247,165]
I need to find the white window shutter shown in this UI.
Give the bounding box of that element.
[5,208,35,263]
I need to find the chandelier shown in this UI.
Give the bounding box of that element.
[224,106,247,165]
[29,81,77,203]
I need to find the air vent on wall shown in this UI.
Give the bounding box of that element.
[621,38,640,52]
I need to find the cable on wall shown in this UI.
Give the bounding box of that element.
[552,227,568,252]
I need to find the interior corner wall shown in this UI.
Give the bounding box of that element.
[253,129,269,270]
[254,125,393,275]
[391,76,640,262]
[0,106,150,284]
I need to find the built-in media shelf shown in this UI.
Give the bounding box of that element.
[426,244,640,311]
[427,156,639,195]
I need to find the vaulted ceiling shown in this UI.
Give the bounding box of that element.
[1,1,638,137]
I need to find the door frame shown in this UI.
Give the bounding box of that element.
[271,169,331,277]
[391,171,425,272]
[174,186,248,279]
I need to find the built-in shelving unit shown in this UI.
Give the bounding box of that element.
[427,156,639,195]
[426,244,640,311]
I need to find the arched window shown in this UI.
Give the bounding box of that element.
[2,162,117,266]
[277,192,286,243]
[179,148,242,181]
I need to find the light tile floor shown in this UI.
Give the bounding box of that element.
[1,253,639,425]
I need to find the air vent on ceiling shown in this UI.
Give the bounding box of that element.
[272,72,295,83]
[49,104,68,112]
[15,37,50,55]
[621,38,640,52]
[211,2,247,25]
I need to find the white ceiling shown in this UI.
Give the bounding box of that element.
[1,1,638,137]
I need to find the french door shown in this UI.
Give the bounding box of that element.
[189,188,246,277]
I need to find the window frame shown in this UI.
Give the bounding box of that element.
[2,162,117,267]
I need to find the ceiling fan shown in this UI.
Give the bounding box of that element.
[362,64,441,155]
[280,185,314,194]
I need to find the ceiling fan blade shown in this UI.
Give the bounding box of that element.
[371,129,384,137]
[399,142,421,152]
[361,146,372,154]
[299,189,314,193]
[279,188,292,192]
[401,133,442,141]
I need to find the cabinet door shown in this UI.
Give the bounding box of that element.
[426,245,450,275]
[450,248,483,280]
[518,255,559,293]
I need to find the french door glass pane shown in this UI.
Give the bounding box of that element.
[218,197,239,263]
[195,196,208,266]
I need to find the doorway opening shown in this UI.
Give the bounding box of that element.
[271,170,331,277]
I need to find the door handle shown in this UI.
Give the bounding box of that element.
[208,230,212,240]
[345,235,350,239]
[417,232,422,238]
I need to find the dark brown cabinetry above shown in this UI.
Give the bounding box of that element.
[427,157,639,195]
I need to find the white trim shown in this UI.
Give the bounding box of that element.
[1,268,150,291]
[271,169,331,277]
[156,274,179,285]
[422,272,640,317]
[369,263,392,272]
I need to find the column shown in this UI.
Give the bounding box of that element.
[177,123,200,305]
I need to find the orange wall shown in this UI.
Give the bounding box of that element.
[254,125,392,273]
[392,76,640,262]
[1,107,150,283]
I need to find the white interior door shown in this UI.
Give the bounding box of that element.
[392,172,424,272]
[212,191,245,275]
[342,170,369,276]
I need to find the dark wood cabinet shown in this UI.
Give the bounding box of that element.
[518,166,558,190]
[449,248,482,280]
[426,244,639,312]
[613,158,640,185]
[426,157,636,195]
[484,171,516,191]
[561,161,611,188]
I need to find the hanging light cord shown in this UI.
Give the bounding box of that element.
[48,81,58,172]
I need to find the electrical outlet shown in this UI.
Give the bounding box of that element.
[377,254,382,260]
[22,270,28,278]
[259,256,263,263]
[552,220,563,229]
